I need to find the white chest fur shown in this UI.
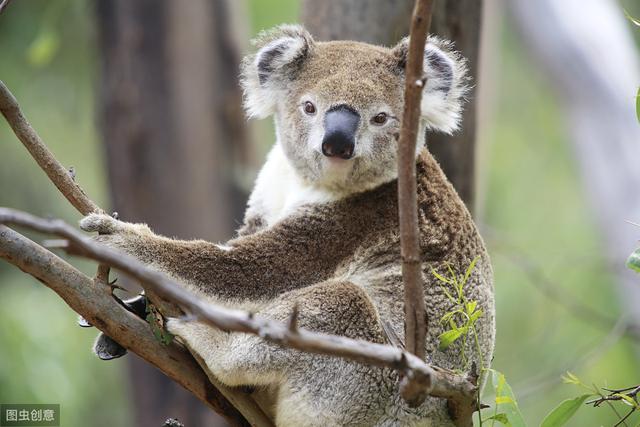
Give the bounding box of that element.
[246,143,335,227]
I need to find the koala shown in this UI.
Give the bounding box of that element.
[81,25,495,427]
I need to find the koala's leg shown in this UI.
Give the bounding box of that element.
[79,211,380,303]
[166,281,394,426]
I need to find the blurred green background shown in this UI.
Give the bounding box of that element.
[1,1,639,426]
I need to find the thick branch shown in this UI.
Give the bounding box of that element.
[0,225,270,427]
[0,208,479,408]
[398,0,434,363]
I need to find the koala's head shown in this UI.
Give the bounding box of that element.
[241,25,467,194]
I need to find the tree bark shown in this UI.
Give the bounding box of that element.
[95,1,248,425]
[301,0,414,45]
[427,1,484,213]
[301,0,483,213]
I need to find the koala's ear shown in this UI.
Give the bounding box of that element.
[240,25,314,119]
[392,36,468,134]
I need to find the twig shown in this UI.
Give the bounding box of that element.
[0,207,478,410]
[397,0,434,364]
[0,81,112,288]
[587,385,640,407]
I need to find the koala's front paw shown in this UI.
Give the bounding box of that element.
[79,213,123,235]
[79,213,151,256]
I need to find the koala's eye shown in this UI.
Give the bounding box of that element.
[372,112,388,125]
[303,101,316,115]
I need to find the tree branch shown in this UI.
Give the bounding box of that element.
[0,80,268,426]
[0,208,478,414]
[0,225,270,427]
[398,0,434,363]
[0,80,101,215]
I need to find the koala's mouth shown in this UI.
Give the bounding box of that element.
[318,154,357,183]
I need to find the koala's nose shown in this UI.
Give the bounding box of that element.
[322,104,360,160]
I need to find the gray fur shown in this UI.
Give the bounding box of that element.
[81,25,494,426]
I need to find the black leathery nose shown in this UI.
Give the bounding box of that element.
[322,104,360,160]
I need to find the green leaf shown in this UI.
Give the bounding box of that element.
[462,256,479,286]
[490,369,528,427]
[627,248,640,273]
[466,300,478,314]
[540,394,590,427]
[469,309,484,323]
[561,372,581,385]
[613,393,639,408]
[484,413,511,426]
[624,10,640,27]
[438,328,465,350]
[26,29,60,67]
[432,269,453,284]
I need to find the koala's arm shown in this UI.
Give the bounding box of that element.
[80,212,352,301]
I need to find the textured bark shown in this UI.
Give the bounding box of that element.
[95,1,248,425]
[301,0,414,45]
[301,0,483,212]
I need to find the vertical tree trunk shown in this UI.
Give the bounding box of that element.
[301,0,414,46]
[301,0,483,212]
[427,1,483,212]
[95,0,247,426]
[509,0,640,350]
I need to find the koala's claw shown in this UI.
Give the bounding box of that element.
[80,213,121,234]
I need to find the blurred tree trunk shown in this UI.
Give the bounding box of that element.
[95,0,247,426]
[301,0,484,213]
[428,1,483,213]
[509,0,640,348]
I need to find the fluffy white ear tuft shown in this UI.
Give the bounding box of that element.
[240,25,314,119]
[393,36,468,134]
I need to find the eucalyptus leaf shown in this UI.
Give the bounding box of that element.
[438,328,464,350]
[484,413,511,426]
[490,369,528,427]
[540,394,590,427]
[627,248,640,273]
[625,10,640,27]
[613,393,639,408]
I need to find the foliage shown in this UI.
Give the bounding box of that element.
[539,394,590,427]
[432,257,483,369]
[146,303,174,346]
[483,369,527,427]
[627,248,640,273]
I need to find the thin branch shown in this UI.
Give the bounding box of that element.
[398,0,435,365]
[0,81,101,215]
[0,225,261,427]
[0,80,112,291]
[0,207,478,412]
[587,385,640,407]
